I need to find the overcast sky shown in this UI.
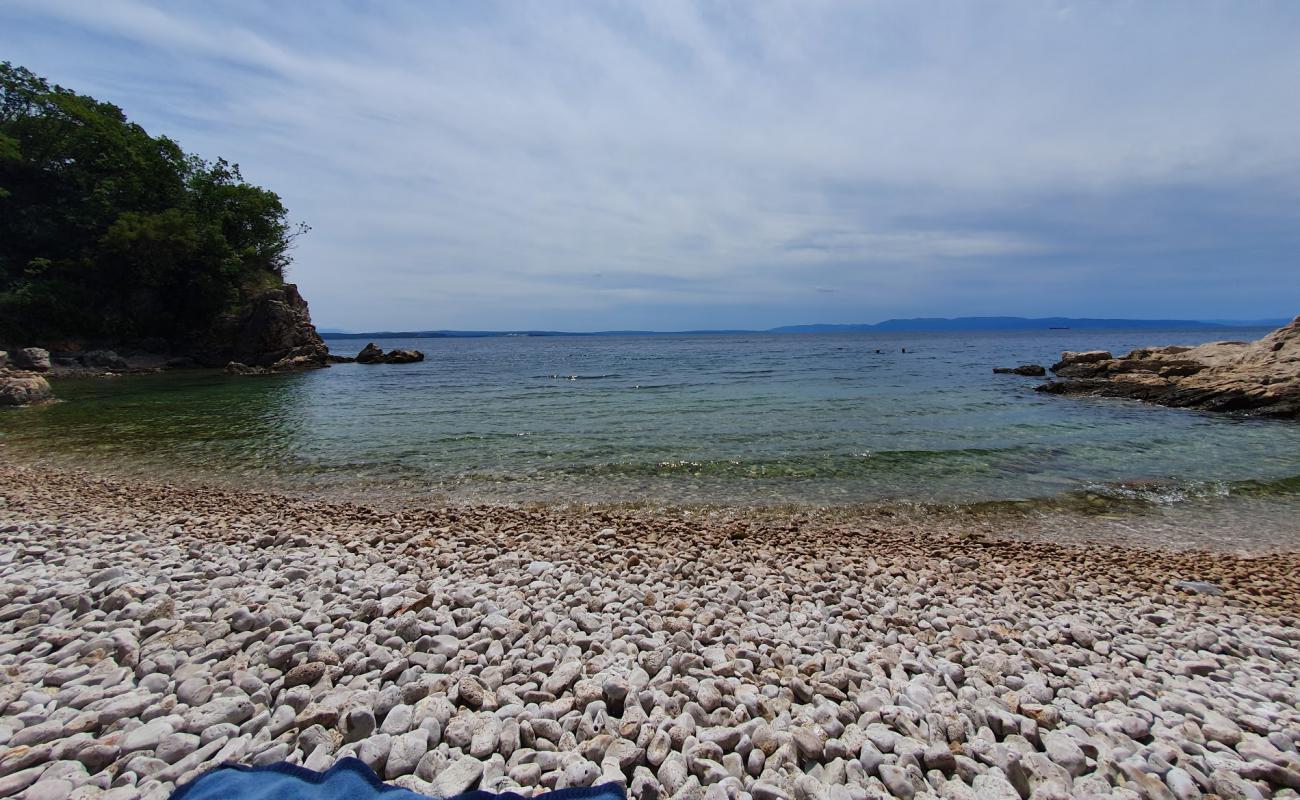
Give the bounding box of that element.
[4,1,1299,331]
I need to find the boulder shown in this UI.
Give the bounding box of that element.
[0,351,7,369]
[355,343,385,364]
[384,349,425,364]
[0,372,54,406]
[993,364,1046,376]
[13,347,51,372]
[1037,317,1300,418]
[326,353,357,364]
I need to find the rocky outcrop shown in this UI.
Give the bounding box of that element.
[993,364,1046,376]
[1036,317,1300,418]
[203,284,329,372]
[12,347,51,372]
[354,343,425,365]
[0,370,53,406]
[2,285,328,381]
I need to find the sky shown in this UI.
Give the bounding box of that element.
[3,1,1299,331]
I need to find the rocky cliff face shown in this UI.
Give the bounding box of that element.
[200,284,329,371]
[1036,317,1300,418]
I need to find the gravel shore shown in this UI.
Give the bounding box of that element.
[2,463,1298,799]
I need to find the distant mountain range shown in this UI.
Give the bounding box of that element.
[319,316,1288,339]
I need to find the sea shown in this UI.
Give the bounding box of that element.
[3,327,1299,546]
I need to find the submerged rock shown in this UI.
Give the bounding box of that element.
[1037,317,1300,418]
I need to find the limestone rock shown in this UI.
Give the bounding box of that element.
[1038,318,1300,418]
[0,371,53,406]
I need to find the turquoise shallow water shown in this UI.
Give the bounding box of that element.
[3,328,1300,512]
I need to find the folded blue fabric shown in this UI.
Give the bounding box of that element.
[170,758,626,800]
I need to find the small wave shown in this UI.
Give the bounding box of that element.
[964,472,1300,516]
[548,446,1042,480]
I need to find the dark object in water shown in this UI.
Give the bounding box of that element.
[994,364,1047,376]
[356,343,426,364]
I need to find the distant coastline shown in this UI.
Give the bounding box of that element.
[319,315,1284,339]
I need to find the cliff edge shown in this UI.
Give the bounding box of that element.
[200,284,329,371]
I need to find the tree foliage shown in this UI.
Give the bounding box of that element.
[0,62,307,344]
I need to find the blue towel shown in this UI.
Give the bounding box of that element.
[170,757,626,800]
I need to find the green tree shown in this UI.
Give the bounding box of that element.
[0,62,307,344]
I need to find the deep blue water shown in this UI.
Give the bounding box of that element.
[4,328,1299,509]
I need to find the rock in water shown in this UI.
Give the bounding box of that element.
[993,364,1046,376]
[384,348,424,364]
[1037,317,1300,418]
[355,342,425,365]
[203,284,329,371]
[1049,350,1113,376]
[0,371,53,406]
[355,343,385,364]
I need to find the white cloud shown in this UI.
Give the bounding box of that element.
[4,0,1300,329]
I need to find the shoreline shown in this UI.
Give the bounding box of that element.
[2,461,1299,798]
[4,442,1300,556]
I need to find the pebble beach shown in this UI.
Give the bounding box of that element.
[2,462,1299,799]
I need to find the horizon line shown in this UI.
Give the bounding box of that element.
[318,315,1291,338]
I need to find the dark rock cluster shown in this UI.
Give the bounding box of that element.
[992,364,1046,376]
[355,343,426,365]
